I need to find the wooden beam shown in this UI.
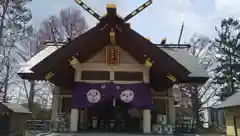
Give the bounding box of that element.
[124,0,152,22]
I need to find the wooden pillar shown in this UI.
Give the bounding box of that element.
[51,87,60,122]
[143,70,149,84]
[58,96,63,113]
[84,108,88,131]
[234,116,238,136]
[79,109,85,130]
[142,68,151,133]
[70,109,79,132]
[168,89,176,124]
[143,109,151,133]
[51,94,58,121]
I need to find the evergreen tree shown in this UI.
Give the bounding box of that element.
[213,17,240,101]
[176,35,216,132]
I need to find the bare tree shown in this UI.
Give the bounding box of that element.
[175,35,216,132]
[38,7,87,44]
[16,28,50,111]
[0,31,26,102]
[188,34,215,69]
[16,7,87,111]
[0,49,16,102]
[0,0,32,102]
[0,0,10,48]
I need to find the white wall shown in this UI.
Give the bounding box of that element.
[72,45,149,83]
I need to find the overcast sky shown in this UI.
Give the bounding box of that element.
[30,0,240,44]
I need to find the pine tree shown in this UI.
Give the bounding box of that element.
[213,17,240,101]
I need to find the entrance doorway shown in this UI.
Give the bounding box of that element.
[82,98,142,132]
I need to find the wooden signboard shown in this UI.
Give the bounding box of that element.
[105,47,120,66]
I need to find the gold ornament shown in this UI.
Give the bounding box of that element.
[145,58,152,67]
[109,29,116,44]
[75,0,82,4]
[70,56,79,65]
[167,73,177,82]
[45,71,55,80]
[107,4,116,8]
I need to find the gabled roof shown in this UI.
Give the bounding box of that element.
[18,5,208,90]
[19,46,62,73]
[115,24,190,79]
[161,49,208,83]
[18,46,61,80]
[18,25,189,89]
[2,102,31,114]
[215,91,240,109]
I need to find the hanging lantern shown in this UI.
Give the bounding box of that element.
[45,71,55,80]
[167,73,177,82]
[145,57,152,68]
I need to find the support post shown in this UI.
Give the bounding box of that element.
[168,99,176,124]
[51,94,58,121]
[51,87,60,122]
[79,109,84,130]
[233,116,238,136]
[143,109,151,133]
[143,65,151,133]
[70,109,79,132]
[168,89,176,124]
[59,96,63,113]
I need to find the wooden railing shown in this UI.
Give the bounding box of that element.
[25,120,197,134]
[152,123,196,134]
[25,120,51,132]
[175,123,196,134]
[25,120,70,133]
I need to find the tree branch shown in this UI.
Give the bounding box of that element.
[23,80,29,98]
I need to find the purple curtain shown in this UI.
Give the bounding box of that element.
[72,82,154,109]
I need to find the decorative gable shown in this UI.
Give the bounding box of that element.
[87,45,139,64]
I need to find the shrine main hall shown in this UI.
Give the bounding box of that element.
[18,0,208,134]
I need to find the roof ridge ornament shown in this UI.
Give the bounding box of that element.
[124,0,152,22]
[109,28,116,44]
[107,4,116,9]
[75,0,101,20]
[74,0,152,22]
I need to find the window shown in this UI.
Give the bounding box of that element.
[114,71,143,81]
[81,71,110,80]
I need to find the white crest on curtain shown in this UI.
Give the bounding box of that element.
[120,89,134,103]
[86,89,101,103]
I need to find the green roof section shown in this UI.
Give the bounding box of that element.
[2,102,31,114]
[214,91,240,109]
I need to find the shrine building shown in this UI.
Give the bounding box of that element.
[18,0,208,134]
